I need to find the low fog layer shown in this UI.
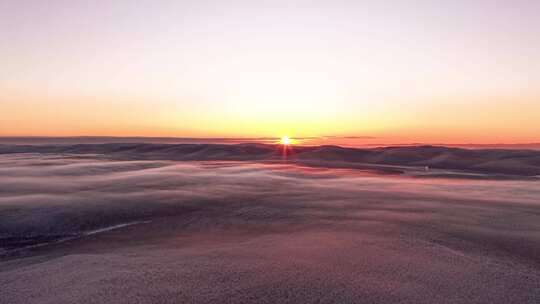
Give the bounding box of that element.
[1,153,540,303]
[2,143,540,177]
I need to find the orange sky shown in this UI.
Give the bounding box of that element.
[1,1,539,144]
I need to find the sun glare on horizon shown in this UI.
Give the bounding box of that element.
[280,136,291,145]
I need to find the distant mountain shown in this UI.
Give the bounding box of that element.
[1,143,540,177]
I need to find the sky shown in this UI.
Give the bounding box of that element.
[1,0,539,144]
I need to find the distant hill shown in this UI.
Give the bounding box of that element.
[1,143,540,177]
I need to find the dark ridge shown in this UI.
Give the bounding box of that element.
[1,143,540,176]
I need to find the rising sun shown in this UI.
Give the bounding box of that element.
[280,136,291,145]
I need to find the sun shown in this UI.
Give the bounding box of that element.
[280,136,291,145]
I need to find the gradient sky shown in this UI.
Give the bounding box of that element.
[1,0,539,144]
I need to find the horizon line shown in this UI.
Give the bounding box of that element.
[0,135,539,148]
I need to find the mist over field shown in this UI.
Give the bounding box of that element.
[3,0,540,302]
[1,145,540,303]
